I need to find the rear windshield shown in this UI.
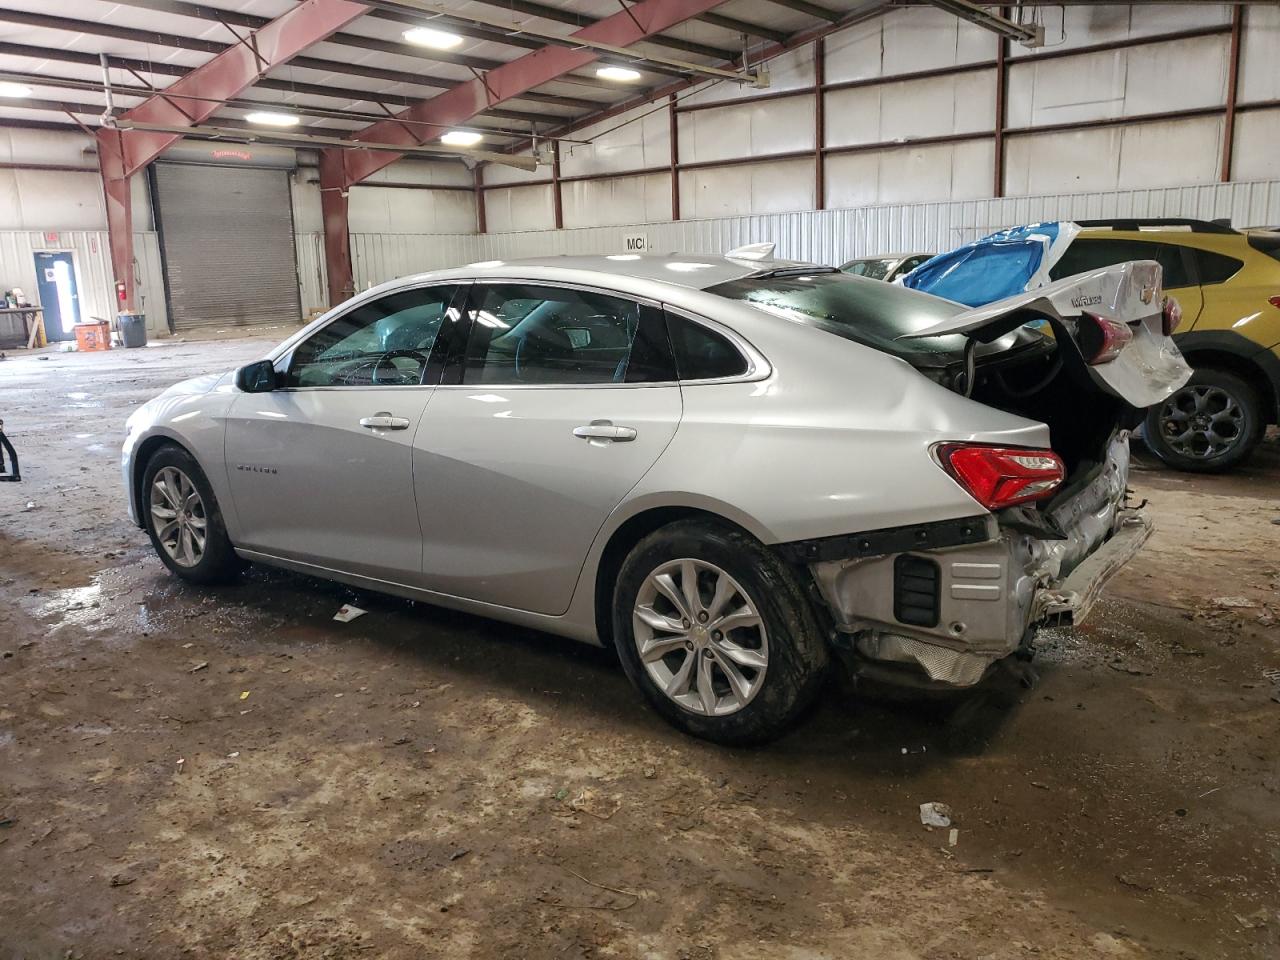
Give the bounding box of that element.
[707,271,969,359]
[841,258,896,280]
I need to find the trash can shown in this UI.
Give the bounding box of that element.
[118,312,147,348]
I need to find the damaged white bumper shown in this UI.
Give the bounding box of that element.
[810,435,1147,687]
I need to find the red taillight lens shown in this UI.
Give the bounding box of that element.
[937,444,1065,511]
[1162,296,1182,336]
[1268,295,1280,310]
[1080,312,1133,364]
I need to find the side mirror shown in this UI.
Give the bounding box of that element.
[235,359,278,393]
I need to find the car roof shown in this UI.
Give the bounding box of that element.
[1073,227,1258,256]
[440,252,823,291]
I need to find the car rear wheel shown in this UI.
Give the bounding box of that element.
[142,445,243,584]
[612,519,828,745]
[1143,368,1264,473]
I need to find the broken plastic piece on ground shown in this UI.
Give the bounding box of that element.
[333,603,367,623]
[949,828,959,847]
[920,802,953,828]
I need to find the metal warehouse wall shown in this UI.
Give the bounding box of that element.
[328,177,1280,293]
[477,4,1280,233]
[0,230,167,338]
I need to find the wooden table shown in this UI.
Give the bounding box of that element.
[0,306,45,349]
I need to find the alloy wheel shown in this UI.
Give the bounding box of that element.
[1158,384,1246,460]
[149,466,207,568]
[632,558,769,717]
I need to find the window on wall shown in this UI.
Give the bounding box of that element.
[460,283,675,385]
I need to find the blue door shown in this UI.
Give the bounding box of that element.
[33,251,81,341]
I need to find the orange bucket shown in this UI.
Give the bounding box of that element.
[74,320,112,352]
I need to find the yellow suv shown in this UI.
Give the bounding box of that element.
[1048,219,1280,472]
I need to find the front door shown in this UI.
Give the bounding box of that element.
[33,251,81,341]
[415,280,682,616]
[223,283,464,582]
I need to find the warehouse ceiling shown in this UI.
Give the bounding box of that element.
[0,0,889,154]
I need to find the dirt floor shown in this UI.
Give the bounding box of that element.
[1,334,1277,960]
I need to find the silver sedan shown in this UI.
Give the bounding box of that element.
[122,248,1189,743]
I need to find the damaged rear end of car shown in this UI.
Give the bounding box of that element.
[794,261,1191,690]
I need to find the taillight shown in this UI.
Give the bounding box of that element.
[1268,295,1280,310]
[1162,296,1182,336]
[1079,312,1133,364]
[936,444,1065,511]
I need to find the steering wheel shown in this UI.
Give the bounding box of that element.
[339,349,429,386]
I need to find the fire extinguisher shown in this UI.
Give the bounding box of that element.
[115,279,127,304]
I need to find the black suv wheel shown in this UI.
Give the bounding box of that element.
[1143,368,1265,473]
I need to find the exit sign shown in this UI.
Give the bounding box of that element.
[43,231,59,246]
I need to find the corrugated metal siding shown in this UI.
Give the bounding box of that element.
[295,232,328,319]
[468,178,1280,270]
[0,230,167,339]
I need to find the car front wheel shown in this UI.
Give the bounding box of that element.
[613,519,828,745]
[1143,368,1265,473]
[142,445,243,584]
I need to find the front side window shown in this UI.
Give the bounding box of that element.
[285,286,459,387]
[460,283,674,385]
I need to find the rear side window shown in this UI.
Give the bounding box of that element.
[665,312,748,381]
[1192,249,1244,285]
[459,283,674,385]
[1050,238,1192,288]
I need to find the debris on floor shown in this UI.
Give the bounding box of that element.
[333,603,367,623]
[919,802,952,828]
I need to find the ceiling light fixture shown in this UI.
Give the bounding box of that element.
[244,111,299,127]
[596,65,641,82]
[0,82,32,98]
[441,130,483,147]
[403,26,464,49]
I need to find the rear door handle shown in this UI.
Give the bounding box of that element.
[359,413,411,430]
[573,420,637,442]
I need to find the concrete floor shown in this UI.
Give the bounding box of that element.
[1,335,1278,959]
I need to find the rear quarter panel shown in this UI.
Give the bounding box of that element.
[622,297,1051,544]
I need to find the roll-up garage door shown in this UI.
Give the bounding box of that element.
[153,163,301,330]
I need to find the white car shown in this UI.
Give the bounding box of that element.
[840,252,933,282]
[122,248,1189,744]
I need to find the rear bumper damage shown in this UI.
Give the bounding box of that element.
[803,434,1146,688]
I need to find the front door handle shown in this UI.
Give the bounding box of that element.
[573,420,637,442]
[359,412,411,430]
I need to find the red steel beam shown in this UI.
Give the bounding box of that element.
[1220,5,1243,181]
[319,0,732,305]
[96,0,367,311]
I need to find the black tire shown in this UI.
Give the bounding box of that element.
[612,519,829,746]
[141,444,243,584]
[1143,367,1265,473]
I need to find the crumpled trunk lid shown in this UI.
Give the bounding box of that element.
[900,260,1191,410]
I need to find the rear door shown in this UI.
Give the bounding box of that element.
[413,280,682,615]
[223,283,464,581]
